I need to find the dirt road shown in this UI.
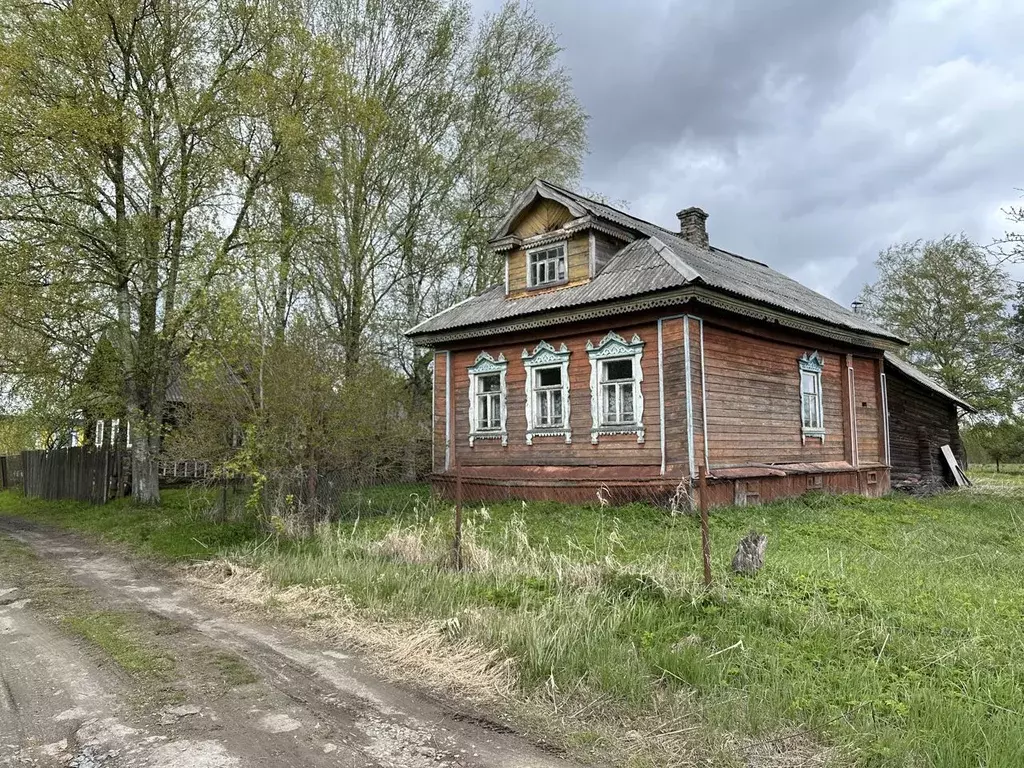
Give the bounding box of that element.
[0,516,575,768]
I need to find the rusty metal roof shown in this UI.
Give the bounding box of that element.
[407,180,903,345]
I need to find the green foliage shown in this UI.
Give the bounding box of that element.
[858,235,1017,415]
[963,420,1024,470]
[5,486,1024,765]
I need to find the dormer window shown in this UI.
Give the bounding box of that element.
[527,243,567,288]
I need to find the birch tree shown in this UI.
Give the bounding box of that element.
[0,0,315,501]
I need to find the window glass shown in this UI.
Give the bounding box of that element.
[528,245,567,287]
[603,359,633,381]
[480,373,501,393]
[537,367,561,387]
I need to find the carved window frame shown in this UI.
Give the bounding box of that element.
[799,351,825,441]
[522,341,571,445]
[467,352,508,447]
[586,332,645,444]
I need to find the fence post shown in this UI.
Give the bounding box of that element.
[452,461,463,571]
[698,464,712,588]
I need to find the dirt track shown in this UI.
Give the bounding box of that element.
[0,516,575,768]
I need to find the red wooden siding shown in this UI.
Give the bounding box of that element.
[853,356,882,464]
[702,323,848,466]
[432,352,448,473]
[448,322,662,467]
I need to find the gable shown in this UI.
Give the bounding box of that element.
[510,198,574,239]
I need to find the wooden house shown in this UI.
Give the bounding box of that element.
[406,180,971,506]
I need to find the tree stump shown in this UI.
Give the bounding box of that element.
[731,531,767,575]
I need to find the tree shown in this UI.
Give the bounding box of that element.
[858,235,1018,416]
[0,0,325,502]
[964,421,1024,472]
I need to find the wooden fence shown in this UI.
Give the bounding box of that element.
[0,453,24,490]
[19,447,128,504]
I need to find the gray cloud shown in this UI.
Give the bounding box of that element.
[478,0,1024,302]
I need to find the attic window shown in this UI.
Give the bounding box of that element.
[527,243,567,288]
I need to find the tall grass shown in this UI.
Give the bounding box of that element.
[4,485,1023,766]
[219,490,1024,767]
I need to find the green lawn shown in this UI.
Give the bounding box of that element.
[2,486,1022,767]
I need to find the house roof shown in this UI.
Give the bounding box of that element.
[407,179,904,346]
[883,352,976,412]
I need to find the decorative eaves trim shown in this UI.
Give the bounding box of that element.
[410,286,904,352]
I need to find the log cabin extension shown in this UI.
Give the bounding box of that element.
[406,180,973,506]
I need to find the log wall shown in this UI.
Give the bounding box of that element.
[885,366,965,488]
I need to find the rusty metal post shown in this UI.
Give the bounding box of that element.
[453,461,463,570]
[698,464,712,587]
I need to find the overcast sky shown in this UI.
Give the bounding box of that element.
[476,0,1024,303]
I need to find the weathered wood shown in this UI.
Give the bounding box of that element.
[885,365,966,489]
[731,532,768,574]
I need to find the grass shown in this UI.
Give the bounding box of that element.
[2,485,1023,766]
[62,610,178,684]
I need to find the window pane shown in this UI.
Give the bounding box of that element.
[552,391,562,422]
[478,396,489,426]
[621,383,634,420]
[538,392,550,424]
[603,384,618,422]
[480,373,500,393]
[604,358,633,381]
[537,367,561,387]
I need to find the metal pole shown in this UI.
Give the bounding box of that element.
[698,464,712,587]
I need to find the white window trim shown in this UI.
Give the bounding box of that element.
[525,241,568,289]
[586,332,645,444]
[125,420,133,449]
[95,419,105,448]
[467,352,508,447]
[522,341,571,445]
[111,418,120,447]
[799,351,825,441]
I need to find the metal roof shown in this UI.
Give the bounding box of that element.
[883,352,976,412]
[407,180,903,345]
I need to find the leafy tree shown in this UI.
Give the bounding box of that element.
[859,235,1017,416]
[964,421,1024,472]
[0,0,326,502]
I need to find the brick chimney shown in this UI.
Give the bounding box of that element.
[676,207,709,249]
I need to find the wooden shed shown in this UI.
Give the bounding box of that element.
[883,352,975,490]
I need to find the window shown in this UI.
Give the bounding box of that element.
[95,419,105,447]
[111,418,120,447]
[125,421,132,449]
[476,374,502,431]
[586,332,645,444]
[600,359,636,425]
[522,341,571,444]
[799,351,825,439]
[527,243,567,288]
[467,352,508,446]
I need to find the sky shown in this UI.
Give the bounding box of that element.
[475,0,1024,303]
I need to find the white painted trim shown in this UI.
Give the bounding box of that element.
[683,318,695,478]
[589,231,596,277]
[522,341,572,444]
[848,363,859,467]
[657,319,666,475]
[586,332,645,444]
[430,357,436,470]
[444,351,451,470]
[504,256,509,295]
[880,370,891,465]
[95,419,105,448]
[125,420,132,448]
[467,352,508,447]
[699,317,709,470]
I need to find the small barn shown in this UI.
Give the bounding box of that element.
[406,179,970,507]
[883,352,975,490]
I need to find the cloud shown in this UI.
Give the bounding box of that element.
[481,0,1024,302]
